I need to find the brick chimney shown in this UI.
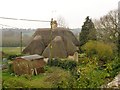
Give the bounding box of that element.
[51,18,57,29]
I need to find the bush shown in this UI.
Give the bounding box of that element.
[44,67,75,88]
[104,57,120,78]
[7,54,23,60]
[8,62,14,73]
[47,58,77,70]
[77,69,109,88]
[78,57,90,64]
[76,60,109,88]
[81,40,114,61]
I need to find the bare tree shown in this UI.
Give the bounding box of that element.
[57,16,68,28]
[94,10,118,43]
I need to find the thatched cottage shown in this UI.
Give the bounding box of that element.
[23,20,79,58]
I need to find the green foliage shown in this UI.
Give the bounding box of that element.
[77,69,109,88]
[3,56,120,88]
[81,40,114,61]
[2,67,75,88]
[2,72,30,88]
[44,67,75,88]
[79,16,96,47]
[104,57,120,78]
[8,62,14,73]
[78,57,90,64]
[75,54,119,88]
[76,59,109,88]
[118,33,120,56]
[7,54,22,60]
[47,58,77,70]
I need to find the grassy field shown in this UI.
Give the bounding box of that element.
[2,47,25,55]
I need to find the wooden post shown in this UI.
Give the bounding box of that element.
[20,31,22,54]
[74,52,78,62]
[31,69,34,75]
[34,68,38,75]
[49,18,53,60]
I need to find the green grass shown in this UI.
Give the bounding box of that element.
[2,47,25,55]
[2,72,52,88]
[0,70,2,80]
[2,66,73,88]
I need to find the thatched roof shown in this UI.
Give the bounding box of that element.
[42,36,67,58]
[63,37,77,55]
[23,27,79,58]
[33,27,79,46]
[23,35,45,55]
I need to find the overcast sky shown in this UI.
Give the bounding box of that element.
[0,0,119,29]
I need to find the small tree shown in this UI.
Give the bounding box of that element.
[79,16,96,47]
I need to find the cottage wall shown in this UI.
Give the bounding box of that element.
[13,58,45,75]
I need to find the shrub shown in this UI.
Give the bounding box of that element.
[8,62,14,73]
[77,69,109,88]
[104,56,120,78]
[47,58,77,70]
[44,67,75,88]
[78,57,90,64]
[76,61,109,88]
[81,40,114,61]
[7,54,23,60]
